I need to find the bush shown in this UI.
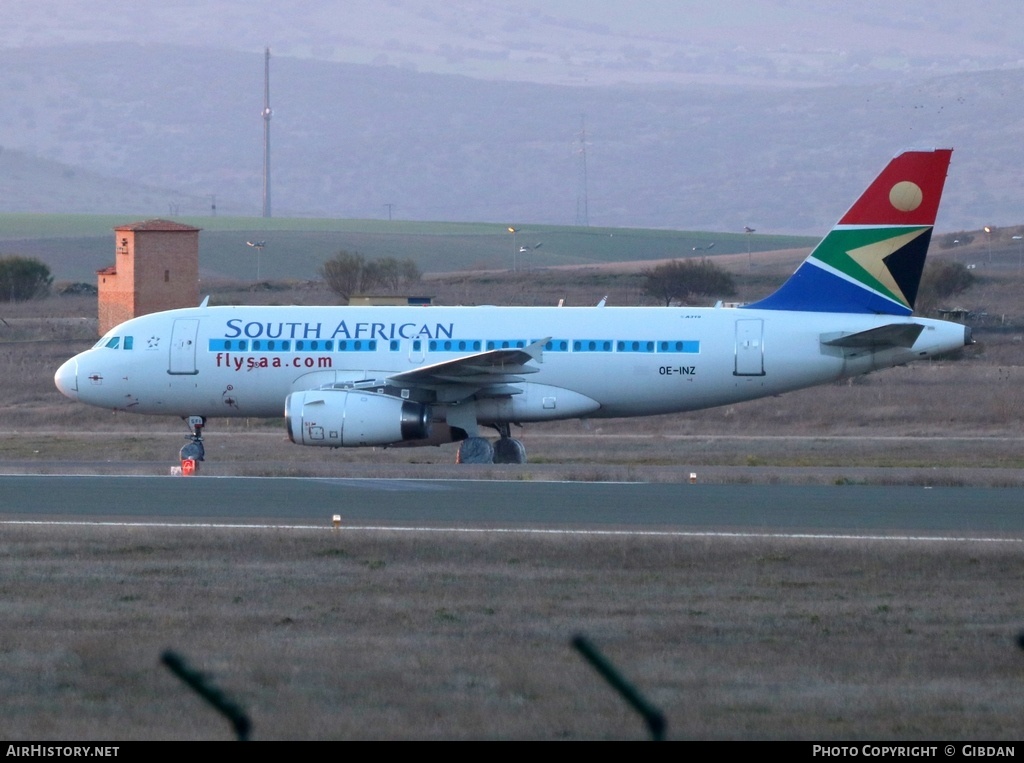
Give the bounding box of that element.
[0,256,53,302]
[925,260,975,299]
[641,258,736,306]
[58,282,98,296]
[916,259,975,313]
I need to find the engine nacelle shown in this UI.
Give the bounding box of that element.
[285,390,430,447]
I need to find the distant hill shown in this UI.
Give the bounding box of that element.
[3,1,1021,89]
[0,44,1020,232]
[0,148,203,216]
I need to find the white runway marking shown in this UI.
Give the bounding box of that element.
[2,519,1021,544]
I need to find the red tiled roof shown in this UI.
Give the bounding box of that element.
[113,219,201,232]
[96,266,117,275]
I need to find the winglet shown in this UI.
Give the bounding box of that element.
[744,149,953,316]
[525,337,550,363]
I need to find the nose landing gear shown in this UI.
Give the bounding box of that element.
[179,415,206,474]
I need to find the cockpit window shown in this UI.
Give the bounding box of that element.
[91,334,135,350]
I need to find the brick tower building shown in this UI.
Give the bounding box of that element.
[97,219,200,336]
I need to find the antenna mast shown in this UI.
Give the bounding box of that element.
[575,114,590,227]
[262,47,272,218]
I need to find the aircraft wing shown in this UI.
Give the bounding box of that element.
[384,337,549,403]
[821,323,925,349]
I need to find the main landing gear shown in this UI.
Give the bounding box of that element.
[179,415,206,473]
[456,423,527,465]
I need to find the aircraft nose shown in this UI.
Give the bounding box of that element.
[54,357,79,399]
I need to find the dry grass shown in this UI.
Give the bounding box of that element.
[0,525,1020,740]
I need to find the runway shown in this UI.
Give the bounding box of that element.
[0,475,1021,538]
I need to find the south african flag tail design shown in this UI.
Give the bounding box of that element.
[744,148,953,316]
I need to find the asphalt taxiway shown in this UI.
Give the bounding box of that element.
[0,475,1020,538]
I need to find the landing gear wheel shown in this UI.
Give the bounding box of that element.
[456,437,495,464]
[179,415,206,464]
[179,439,205,462]
[492,437,527,464]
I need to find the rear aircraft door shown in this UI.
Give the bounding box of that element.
[734,319,765,376]
[169,319,199,375]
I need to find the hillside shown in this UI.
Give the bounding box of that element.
[3,0,1021,88]
[0,148,194,216]
[0,44,1021,233]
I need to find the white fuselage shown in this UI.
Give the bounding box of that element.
[54,304,968,426]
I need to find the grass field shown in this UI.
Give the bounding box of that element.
[1,526,1021,740]
[0,212,813,283]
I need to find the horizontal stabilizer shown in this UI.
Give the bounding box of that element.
[821,323,925,349]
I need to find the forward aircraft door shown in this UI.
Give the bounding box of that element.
[734,319,765,376]
[169,319,199,375]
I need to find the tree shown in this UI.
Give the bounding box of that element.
[641,258,736,306]
[318,251,366,302]
[0,256,52,302]
[319,251,422,302]
[363,256,421,292]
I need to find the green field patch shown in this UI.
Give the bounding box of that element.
[0,213,814,283]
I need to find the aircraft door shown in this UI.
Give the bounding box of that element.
[169,319,200,375]
[734,319,765,376]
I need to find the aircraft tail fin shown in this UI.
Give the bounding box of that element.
[743,148,953,315]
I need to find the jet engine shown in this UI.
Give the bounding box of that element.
[285,390,430,447]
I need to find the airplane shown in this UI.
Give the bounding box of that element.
[54,148,969,465]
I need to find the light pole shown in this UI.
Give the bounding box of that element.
[262,47,272,219]
[246,240,266,281]
[508,227,519,272]
[744,226,755,269]
[984,226,992,264]
[1014,235,1023,271]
